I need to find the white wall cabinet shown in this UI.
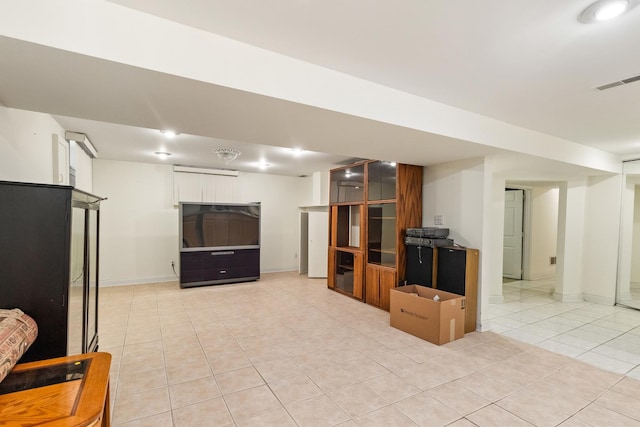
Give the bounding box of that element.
[173,171,238,204]
[52,133,69,185]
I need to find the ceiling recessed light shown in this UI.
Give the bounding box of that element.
[291,148,304,156]
[256,160,270,170]
[160,130,177,138]
[155,151,172,158]
[596,0,628,19]
[579,0,638,23]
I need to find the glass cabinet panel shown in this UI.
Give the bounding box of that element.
[330,164,365,203]
[368,161,396,201]
[367,203,396,267]
[334,250,362,298]
[334,205,361,248]
[86,208,99,352]
[335,251,356,295]
[67,207,85,356]
[68,192,101,356]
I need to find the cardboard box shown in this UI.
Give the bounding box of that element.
[390,284,465,345]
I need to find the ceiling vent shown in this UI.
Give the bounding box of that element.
[596,73,640,91]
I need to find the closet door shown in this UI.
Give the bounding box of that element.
[308,211,328,278]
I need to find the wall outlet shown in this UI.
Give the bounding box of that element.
[171,261,175,267]
[434,214,444,226]
[550,256,556,265]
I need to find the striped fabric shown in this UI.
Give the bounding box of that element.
[0,309,37,383]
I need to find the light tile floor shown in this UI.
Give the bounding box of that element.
[486,278,640,379]
[101,272,640,426]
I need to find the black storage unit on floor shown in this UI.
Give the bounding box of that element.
[436,246,480,332]
[405,245,435,287]
[0,180,103,362]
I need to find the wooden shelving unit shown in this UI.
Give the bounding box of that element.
[327,160,422,310]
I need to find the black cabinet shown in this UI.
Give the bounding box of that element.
[405,245,435,287]
[180,248,260,288]
[436,247,479,333]
[0,181,102,362]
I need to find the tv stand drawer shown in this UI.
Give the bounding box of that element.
[180,249,260,286]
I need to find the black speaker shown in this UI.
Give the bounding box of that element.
[406,245,434,287]
[435,246,479,332]
[436,247,467,295]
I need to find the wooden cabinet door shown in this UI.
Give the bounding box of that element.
[327,247,336,289]
[379,268,396,311]
[352,252,364,299]
[365,264,380,306]
[365,264,396,310]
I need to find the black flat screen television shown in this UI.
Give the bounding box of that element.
[180,202,261,251]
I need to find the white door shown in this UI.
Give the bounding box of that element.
[308,211,328,278]
[503,189,524,279]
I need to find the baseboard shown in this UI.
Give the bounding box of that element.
[99,270,301,287]
[528,272,555,281]
[259,268,298,274]
[552,292,584,303]
[582,293,616,306]
[100,276,177,287]
[476,320,491,332]
[489,295,504,304]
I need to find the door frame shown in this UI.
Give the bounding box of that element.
[504,185,532,281]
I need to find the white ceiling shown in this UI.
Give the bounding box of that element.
[1,0,640,175]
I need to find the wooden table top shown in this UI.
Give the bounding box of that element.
[0,352,111,427]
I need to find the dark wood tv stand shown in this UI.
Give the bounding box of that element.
[179,248,260,288]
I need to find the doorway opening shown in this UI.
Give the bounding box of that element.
[503,189,525,280]
[502,184,559,288]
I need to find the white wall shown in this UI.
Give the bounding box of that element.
[297,175,315,207]
[555,179,587,302]
[529,186,559,280]
[422,158,485,248]
[0,106,63,184]
[423,157,488,328]
[93,160,177,285]
[237,172,310,273]
[0,105,93,190]
[483,161,506,320]
[581,174,622,304]
[93,158,311,285]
